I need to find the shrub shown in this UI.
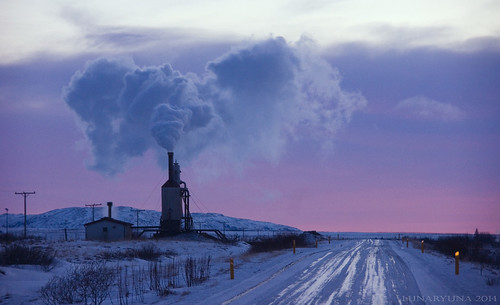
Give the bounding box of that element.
[248,233,310,253]
[0,233,17,243]
[423,235,500,269]
[183,256,211,287]
[40,274,79,305]
[0,233,43,243]
[130,244,162,261]
[99,243,172,261]
[115,264,147,304]
[485,276,499,286]
[40,262,115,305]
[148,259,181,296]
[0,243,55,270]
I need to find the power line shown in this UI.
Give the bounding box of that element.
[15,191,35,238]
[140,173,167,210]
[190,191,211,213]
[85,203,102,221]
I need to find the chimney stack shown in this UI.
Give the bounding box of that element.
[168,152,174,182]
[107,202,113,218]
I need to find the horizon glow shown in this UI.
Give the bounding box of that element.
[1,1,499,234]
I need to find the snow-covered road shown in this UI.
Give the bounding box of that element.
[199,239,499,305]
[2,237,498,304]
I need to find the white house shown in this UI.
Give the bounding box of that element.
[84,217,133,241]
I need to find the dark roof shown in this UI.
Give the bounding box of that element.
[84,217,133,227]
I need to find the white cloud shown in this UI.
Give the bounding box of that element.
[1,0,499,64]
[395,96,466,121]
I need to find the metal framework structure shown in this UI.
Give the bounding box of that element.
[180,184,193,232]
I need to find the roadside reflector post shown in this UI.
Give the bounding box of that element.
[230,258,234,280]
[455,251,459,275]
[406,239,409,248]
[421,240,424,253]
[328,236,331,244]
[315,240,318,248]
[293,240,296,254]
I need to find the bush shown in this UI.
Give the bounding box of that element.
[0,243,55,270]
[485,276,499,286]
[148,259,181,296]
[40,274,79,305]
[131,244,162,261]
[99,243,172,261]
[40,262,115,305]
[148,255,211,295]
[183,256,211,287]
[0,233,44,243]
[248,233,311,253]
[423,235,500,269]
[0,233,18,243]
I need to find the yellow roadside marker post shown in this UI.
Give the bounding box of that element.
[455,252,459,275]
[293,240,296,254]
[421,240,424,253]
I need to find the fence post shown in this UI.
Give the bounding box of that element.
[230,258,234,280]
[455,251,459,275]
[293,240,296,254]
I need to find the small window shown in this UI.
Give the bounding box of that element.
[103,227,108,232]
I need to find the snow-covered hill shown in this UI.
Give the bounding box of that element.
[0,206,300,233]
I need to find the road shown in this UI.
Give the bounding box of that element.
[198,239,499,305]
[216,239,424,305]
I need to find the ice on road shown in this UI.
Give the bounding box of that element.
[204,239,498,305]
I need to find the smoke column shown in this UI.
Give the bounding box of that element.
[63,37,367,175]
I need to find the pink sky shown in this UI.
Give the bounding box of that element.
[1,3,499,234]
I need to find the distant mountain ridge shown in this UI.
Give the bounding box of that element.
[0,206,300,232]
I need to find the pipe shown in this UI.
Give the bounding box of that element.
[168,152,174,181]
[107,201,112,218]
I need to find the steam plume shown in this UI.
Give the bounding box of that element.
[63,37,366,175]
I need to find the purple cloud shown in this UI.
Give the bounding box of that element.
[63,37,366,175]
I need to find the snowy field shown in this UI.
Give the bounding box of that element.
[1,236,499,305]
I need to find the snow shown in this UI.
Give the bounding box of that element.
[0,206,299,236]
[391,240,500,304]
[1,214,499,305]
[361,240,386,305]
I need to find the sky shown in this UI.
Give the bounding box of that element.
[1,0,499,234]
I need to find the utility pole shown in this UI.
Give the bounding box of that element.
[135,209,145,234]
[4,208,8,235]
[85,203,102,221]
[15,191,35,238]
